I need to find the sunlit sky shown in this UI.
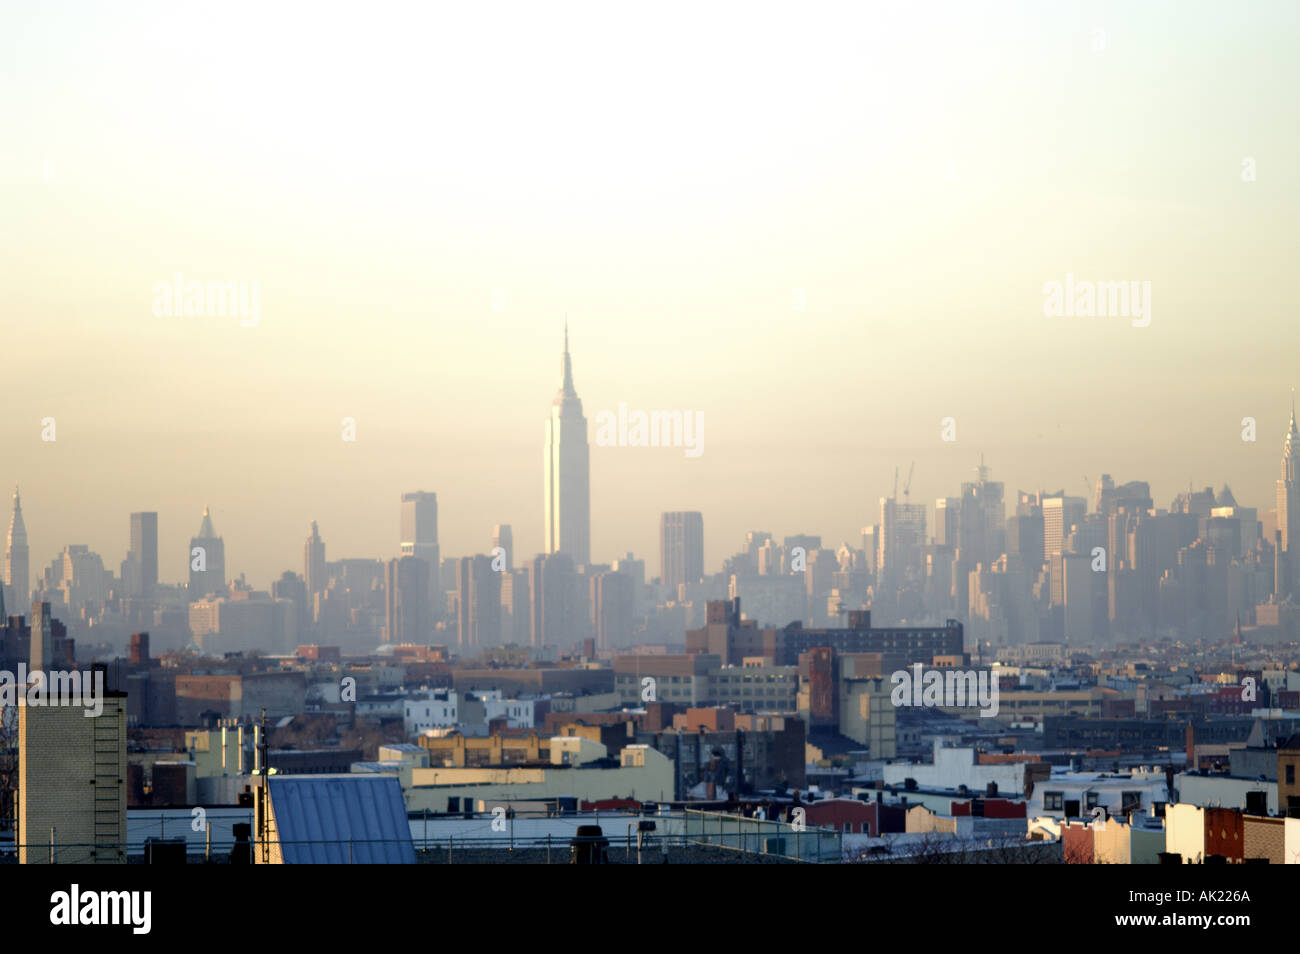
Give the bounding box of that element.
[2,0,1299,586]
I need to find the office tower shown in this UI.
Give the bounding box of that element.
[527,551,577,649]
[1096,477,1154,520]
[272,571,310,645]
[19,681,127,864]
[128,632,150,666]
[188,506,226,600]
[745,531,772,562]
[492,524,514,572]
[1062,553,1098,643]
[127,511,158,597]
[456,555,501,652]
[959,457,1005,566]
[612,552,645,587]
[501,567,532,644]
[1278,399,1300,596]
[1042,494,1087,560]
[1094,474,1115,515]
[384,555,430,645]
[401,491,440,618]
[660,511,704,588]
[401,491,439,565]
[935,497,961,547]
[877,497,926,592]
[543,324,591,566]
[304,521,326,596]
[860,526,878,578]
[5,487,28,617]
[1016,489,1043,516]
[591,570,633,651]
[29,601,54,671]
[1006,511,1045,573]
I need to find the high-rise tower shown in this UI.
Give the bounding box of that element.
[660,511,704,589]
[304,521,326,596]
[188,505,226,600]
[128,511,159,597]
[543,323,591,566]
[5,487,29,617]
[400,492,440,619]
[1277,395,1300,596]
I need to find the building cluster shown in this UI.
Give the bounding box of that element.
[5,339,1300,864]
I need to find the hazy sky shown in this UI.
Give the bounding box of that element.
[2,0,1299,587]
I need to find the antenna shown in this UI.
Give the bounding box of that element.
[903,462,915,503]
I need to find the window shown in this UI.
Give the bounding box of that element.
[1085,792,1099,810]
[1288,765,1296,785]
[1044,792,1063,811]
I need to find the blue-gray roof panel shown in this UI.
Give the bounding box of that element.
[268,775,416,864]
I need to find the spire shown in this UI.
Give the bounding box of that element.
[1284,395,1300,481]
[197,505,216,539]
[7,486,25,544]
[560,320,575,397]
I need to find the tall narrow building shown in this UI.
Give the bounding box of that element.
[128,511,159,597]
[5,487,28,617]
[1277,396,1300,597]
[543,324,591,567]
[456,554,501,652]
[188,505,226,600]
[492,524,514,572]
[384,555,431,644]
[304,521,326,596]
[400,491,440,618]
[660,511,704,589]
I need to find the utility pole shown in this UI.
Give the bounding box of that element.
[257,708,270,863]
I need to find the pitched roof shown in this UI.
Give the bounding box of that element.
[267,775,416,864]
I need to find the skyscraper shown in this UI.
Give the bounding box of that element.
[660,511,704,589]
[527,551,577,649]
[1042,494,1087,560]
[304,521,326,596]
[5,487,28,617]
[591,570,633,651]
[543,324,590,566]
[401,491,440,617]
[492,524,514,572]
[188,506,226,600]
[1277,397,1300,597]
[877,496,926,593]
[456,554,501,651]
[128,511,158,597]
[384,555,430,645]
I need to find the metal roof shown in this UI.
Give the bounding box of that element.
[267,775,416,864]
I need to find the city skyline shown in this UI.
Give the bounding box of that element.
[5,2,1300,589]
[5,391,1300,598]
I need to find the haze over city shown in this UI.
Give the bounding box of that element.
[4,0,1300,586]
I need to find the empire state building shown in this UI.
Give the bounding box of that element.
[543,324,591,566]
[1277,396,1300,594]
